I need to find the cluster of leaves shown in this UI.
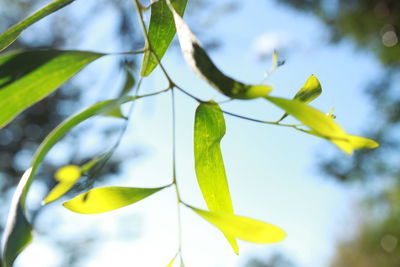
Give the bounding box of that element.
[0,0,379,266]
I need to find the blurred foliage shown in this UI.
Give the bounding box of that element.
[0,0,138,265]
[275,1,400,267]
[244,253,296,267]
[279,0,400,65]
[331,181,400,267]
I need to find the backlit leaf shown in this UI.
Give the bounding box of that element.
[166,252,178,267]
[42,165,82,204]
[187,205,286,244]
[63,186,166,214]
[265,96,379,154]
[272,51,278,67]
[0,0,76,51]
[0,50,103,128]
[194,101,238,253]
[102,106,126,119]
[2,169,33,267]
[141,0,188,76]
[278,75,322,122]
[168,2,272,99]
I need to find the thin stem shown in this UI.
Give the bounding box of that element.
[171,88,184,257]
[174,84,204,103]
[112,48,148,55]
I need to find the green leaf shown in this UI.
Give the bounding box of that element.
[2,169,33,267]
[118,70,136,97]
[0,0,76,51]
[167,2,272,99]
[265,96,379,154]
[0,50,103,128]
[102,106,126,119]
[42,165,82,204]
[194,101,238,254]
[2,96,137,265]
[278,75,322,122]
[141,0,188,76]
[63,186,166,214]
[187,205,286,244]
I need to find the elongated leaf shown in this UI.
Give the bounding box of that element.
[265,96,379,154]
[42,165,82,204]
[278,75,322,122]
[0,50,103,128]
[194,102,238,253]
[141,0,188,76]
[303,129,379,154]
[2,169,33,267]
[187,205,286,244]
[63,186,166,214]
[167,2,272,99]
[2,96,136,265]
[0,0,75,51]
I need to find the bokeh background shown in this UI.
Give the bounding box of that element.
[0,0,399,266]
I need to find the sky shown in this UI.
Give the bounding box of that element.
[10,0,384,266]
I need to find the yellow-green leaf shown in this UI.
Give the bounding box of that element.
[102,106,126,119]
[194,102,238,254]
[265,96,379,154]
[0,50,103,128]
[63,186,166,214]
[293,75,322,103]
[278,75,322,122]
[167,2,272,99]
[187,205,286,244]
[166,252,179,267]
[42,165,82,204]
[0,0,75,51]
[141,0,188,76]
[272,51,278,67]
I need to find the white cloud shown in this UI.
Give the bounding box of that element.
[252,31,291,60]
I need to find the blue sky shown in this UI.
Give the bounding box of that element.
[12,0,383,266]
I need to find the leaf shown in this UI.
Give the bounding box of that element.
[166,253,178,267]
[2,96,137,265]
[2,169,33,267]
[265,96,379,154]
[194,102,238,254]
[63,186,166,214]
[141,0,188,76]
[0,0,76,51]
[0,50,103,128]
[278,75,322,122]
[102,106,126,119]
[118,70,136,97]
[304,129,379,154]
[187,205,286,244]
[167,2,272,99]
[272,51,278,66]
[42,165,82,204]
